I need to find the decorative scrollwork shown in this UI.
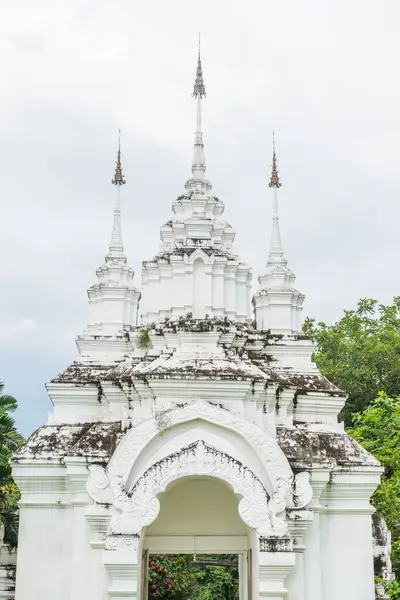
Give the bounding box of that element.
[85,400,299,551]
[285,472,313,509]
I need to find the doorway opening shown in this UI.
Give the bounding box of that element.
[147,553,240,600]
[141,477,255,599]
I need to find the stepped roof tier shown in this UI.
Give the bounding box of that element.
[140,45,252,325]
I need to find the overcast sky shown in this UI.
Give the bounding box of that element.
[1,0,400,435]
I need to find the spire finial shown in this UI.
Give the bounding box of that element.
[109,130,125,257]
[189,36,207,185]
[269,131,282,188]
[112,129,126,186]
[192,33,206,98]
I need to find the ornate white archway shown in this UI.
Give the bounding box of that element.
[86,400,313,551]
[108,440,282,539]
[110,400,291,491]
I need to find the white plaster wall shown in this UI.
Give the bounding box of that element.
[320,511,376,600]
[15,507,73,600]
[70,506,109,600]
[142,257,251,323]
[303,515,323,600]
[285,550,305,600]
[146,477,249,537]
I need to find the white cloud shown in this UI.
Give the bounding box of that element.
[1,0,400,433]
[0,318,38,340]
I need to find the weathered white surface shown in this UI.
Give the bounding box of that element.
[0,544,16,600]
[11,54,384,600]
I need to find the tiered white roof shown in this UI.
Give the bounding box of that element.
[78,48,305,357]
[140,45,252,324]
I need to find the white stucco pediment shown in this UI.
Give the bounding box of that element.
[110,399,291,490]
[86,401,313,546]
[186,247,213,265]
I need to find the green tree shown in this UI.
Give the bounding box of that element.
[148,554,239,600]
[192,562,239,600]
[303,299,400,594]
[303,297,400,425]
[348,393,400,595]
[0,382,24,547]
[148,554,196,599]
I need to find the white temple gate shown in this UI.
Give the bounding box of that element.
[11,39,384,600]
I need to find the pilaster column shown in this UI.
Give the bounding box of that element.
[224,264,237,320]
[286,510,314,600]
[212,262,225,316]
[303,468,330,600]
[103,536,141,600]
[170,261,186,318]
[235,266,248,322]
[204,264,213,316]
[263,385,277,437]
[276,389,295,426]
[246,272,253,321]
[257,538,295,599]
[320,467,382,600]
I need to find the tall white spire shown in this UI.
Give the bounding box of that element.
[109,129,126,257]
[191,33,207,183]
[252,134,305,334]
[79,131,141,355]
[268,132,285,264]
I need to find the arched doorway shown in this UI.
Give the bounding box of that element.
[86,401,303,599]
[141,476,255,600]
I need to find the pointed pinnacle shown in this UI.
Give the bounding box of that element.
[192,33,206,98]
[112,129,126,186]
[269,131,282,188]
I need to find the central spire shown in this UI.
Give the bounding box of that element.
[191,33,206,182]
[109,130,126,258]
[268,132,285,263]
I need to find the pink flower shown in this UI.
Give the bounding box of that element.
[152,566,157,570]
[166,578,172,583]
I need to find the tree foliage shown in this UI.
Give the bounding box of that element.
[348,393,400,584]
[303,297,400,425]
[304,299,400,594]
[148,554,239,600]
[385,580,400,599]
[148,554,196,599]
[192,562,239,600]
[0,382,24,547]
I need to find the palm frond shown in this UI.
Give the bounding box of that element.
[1,510,19,548]
[0,395,18,412]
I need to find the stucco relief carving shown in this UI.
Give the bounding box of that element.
[87,464,112,505]
[286,472,313,509]
[86,401,314,551]
[109,440,286,542]
[107,399,292,494]
[105,534,139,551]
